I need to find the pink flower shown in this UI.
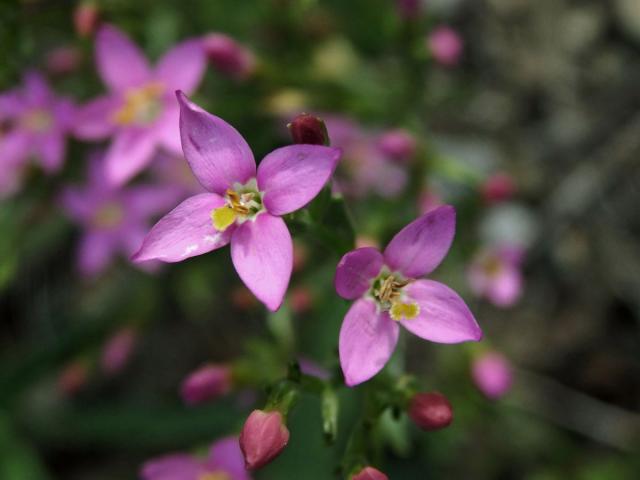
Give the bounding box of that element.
[132,92,341,311]
[100,327,137,376]
[0,71,74,196]
[73,25,206,186]
[427,26,463,67]
[202,33,256,80]
[180,364,232,406]
[408,392,453,431]
[141,436,250,480]
[471,351,513,399]
[60,154,181,277]
[467,245,524,308]
[376,128,416,163]
[335,206,481,386]
[239,410,290,470]
[352,466,389,480]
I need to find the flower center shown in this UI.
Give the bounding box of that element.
[211,179,264,231]
[198,472,231,480]
[113,82,165,126]
[21,109,53,132]
[482,255,502,278]
[371,273,420,321]
[93,201,124,229]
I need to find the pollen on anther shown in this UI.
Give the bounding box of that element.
[389,302,420,321]
[212,206,236,231]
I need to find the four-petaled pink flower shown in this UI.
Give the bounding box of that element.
[61,154,180,277]
[141,436,250,480]
[73,24,206,186]
[0,71,74,197]
[467,245,524,308]
[132,92,341,311]
[335,206,482,386]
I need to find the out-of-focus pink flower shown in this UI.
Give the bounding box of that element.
[288,113,329,146]
[467,245,524,308]
[58,360,89,397]
[141,436,250,480]
[325,116,408,199]
[60,154,181,277]
[395,0,421,20]
[408,392,453,431]
[180,364,232,406]
[202,33,256,80]
[472,351,513,399]
[0,71,75,197]
[481,172,516,204]
[336,207,482,386]
[151,152,204,197]
[377,128,416,163]
[73,24,206,186]
[418,189,442,214]
[46,46,82,75]
[427,26,463,67]
[100,327,138,376]
[298,357,330,380]
[240,410,290,470]
[289,286,313,314]
[132,92,341,311]
[73,1,100,38]
[352,466,389,480]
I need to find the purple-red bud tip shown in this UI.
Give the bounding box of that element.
[202,33,256,80]
[180,364,232,406]
[240,409,290,470]
[408,392,453,431]
[288,113,330,146]
[73,2,100,38]
[352,466,389,480]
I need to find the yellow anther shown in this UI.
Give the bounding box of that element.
[212,206,237,231]
[389,302,420,321]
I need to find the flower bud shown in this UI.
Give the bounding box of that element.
[427,26,463,67]
[481,172,516,204]
[288,113,329,146]
[202,33,256,80]
[46,46,82,75]
[352,466,389,480]
[408,392,453,431]
[377,129,416,163]
[180,364,232,406]
[472,351,513,399]
[240,409,290,470]
[73,2,100,38]
[58,360,89,397]
[100,327,137,376]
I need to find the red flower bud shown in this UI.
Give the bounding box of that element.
[377,128,416,163]
[352,466,389,480]
[180,364,232,406]
[408,392,453,431]
[481,172,516,204]
[202,33,256,80]
[288,113,329,146]
[240,409,290,470]
[73,2,100,38]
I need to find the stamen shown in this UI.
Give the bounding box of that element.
[389,302,420,321]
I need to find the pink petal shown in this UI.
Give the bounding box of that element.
[339,298,399,386]
[140,453,204,480]
[132,193,231,263]
[155,103,182,154]
[383,205,456,279]
[155,40,206,94]
[177,91,255,194]
[334,247,383,300]
[486,267,522,307]
[95,25,151,92]
[73,95,118,140]
[230,213,292,312]
[60,187,92,222]
[257,144,341,216]
[77,231,117,277]
[104,128,157,186]
[402,279,482,343]
[38,131,65,173]
[208,437,250,480]
[23,71,51,105]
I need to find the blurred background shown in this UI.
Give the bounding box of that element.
[1,0,640,478]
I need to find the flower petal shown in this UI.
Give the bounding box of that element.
[208,437,250,480]
[230,213,292,311]
[402,279,482,343]
[339,298,399,387]
[132,193,231,263]
[73,95,118,140]
[383,205,456,278]
[96,25,151,92]
[177,91,255,194]
[23,71,51,105]
[155,103,182,154]
[77,231,117,277]
[257,144,341,216]
[486,267,522,307]
[155,39,206,94]
[140,454,205,480]
[38,131,65,173]
[334,247,383,300]
[104,128,157,186]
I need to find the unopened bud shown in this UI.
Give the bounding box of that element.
[180,364,232,406]
[100,327,137,376]
[481,172,516,204]
[471,351,513,399]
[377,129,416,162]
[240,409,290,470]
[395,0,422,20]
[352,466,389,480]
[58,361,89,397]
[408,392,453,431]
[288,113,329,146]
[73,2,100,38]
[202,33,256,80]
[46,46,82,75]
[427,26,463,67]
